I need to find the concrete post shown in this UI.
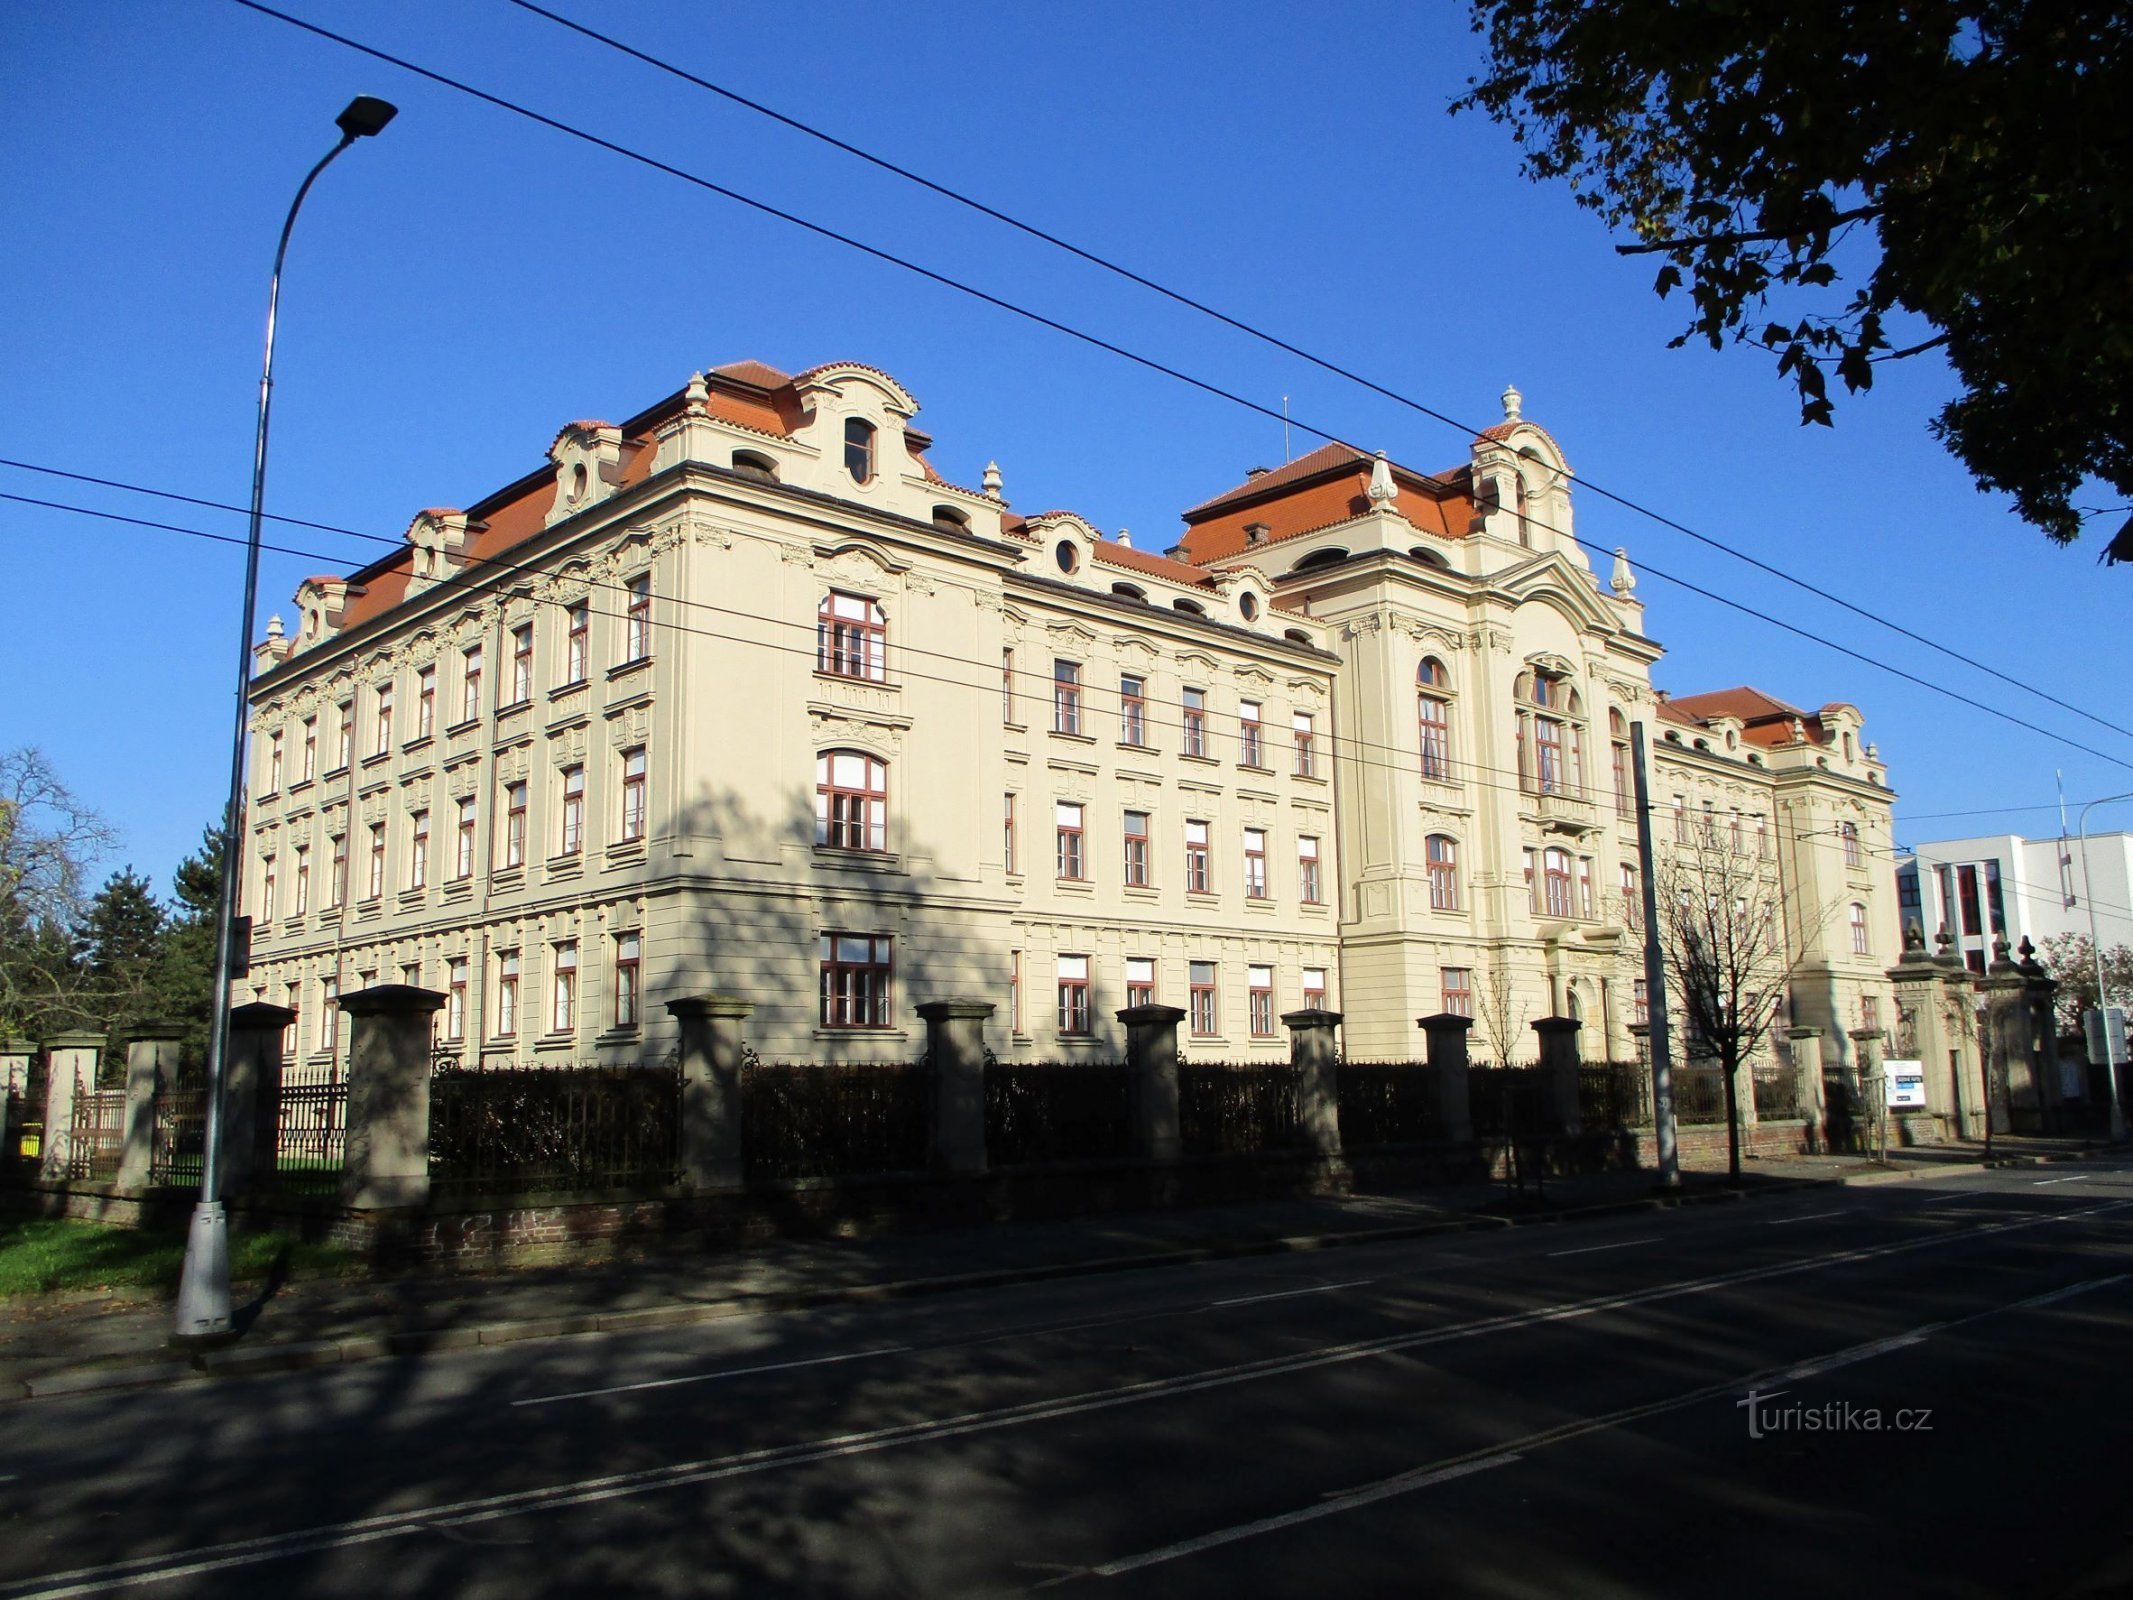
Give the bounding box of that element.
[1788,1027,1827,1150]
[39,1033,101,1182]
[1418,1013,1474,1143]
[1531,1016,1583,1137]
[1941,968,1986,1140]
[668,995,751,1190]
[1981,937,2030,1135]
[115,1025,186,1195]
[339,984,445,1209]
[2018,940,2065,1130]
[917,999,993,1177]
[225,1003,295,1195]
[1119,1004,1186,1162]
[1851,1028,1887,1153]
[1283,1008,1344,1159]
[1888,923,1951,1132]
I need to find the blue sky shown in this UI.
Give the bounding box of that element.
[5,0,2129,898]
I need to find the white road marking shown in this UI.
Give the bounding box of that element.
[8,1199,2127,1600]
[1210,1279,1376,1308]
[2007,1273,2128,1311]
[1547,1237,1658,1258]
[512,1346,909,1407]
[2033,1175,2085,1186]
[1766,1209,1850,1226]
[1920,1191,1993,1206]
[1780,1328,1940,1382]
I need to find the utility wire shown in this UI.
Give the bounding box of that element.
[497,0,2133,750]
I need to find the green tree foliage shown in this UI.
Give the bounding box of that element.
[76,867,167,1053]
[1458,1,2132,557]
[2037,931,2133,1033]
[156,825,225,1067]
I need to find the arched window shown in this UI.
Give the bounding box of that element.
[1850,902,1870,955]
[932,504,970,534]
[1840,820,1862,867]
[1515,477,1530,547]
[1111,582,1147,602]
[817,592,886,681]
[1418,658,1453,782]
[1172,598,1206,616]
[1609,708,1632,818]
[1541,848,1573,918]
[732,450,779,484]
[1426,834,1459,910]
[843,418,875,484]
[1516,667,1584,798]
[1290,547,1348,574]
[816,750,886,851]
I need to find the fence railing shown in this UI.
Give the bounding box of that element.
[1467,1066,1549,1142]
[1337,1062,1446,1146]
[1672,1063,1731,1124]
[741,1062,929,1182]
[1751,1065,1802,1120]
[275,1076,349,1195]
[1178,1062,1305,1155]
[984,1061,1134,1165]
[149,1084,208,1189]
[65,1083,126,1181]
[1578,1061,1652,1129]
[430,1059,683,1194]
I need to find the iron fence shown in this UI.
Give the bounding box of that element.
[984,1061,1134,1165]
[65,1082,125,1181]
[1467,1065,1549,1142]
[741,1061,929,1182]
[430,1059,683,1194]
[1578,1061,1652,1129]
[275,1075,349,1195]
[1672,1063,1732,1124]
[149,1084,208,1189]
[1177,1062,1304,1155]
[1751,1065,1803,1120]
[1337,1062,1446,1146]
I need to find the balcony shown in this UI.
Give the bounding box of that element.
[1522,784,1598,836]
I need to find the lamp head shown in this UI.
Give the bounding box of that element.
[335,96,398,140]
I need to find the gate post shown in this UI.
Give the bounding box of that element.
[1532,1016,1583,1137]
[1119,1004,1186,1162]
[1418,1013,1474,1143]
[225,1003,295,1195]
[1283,1008,1344,1160]
[39,1033,101,1183]
[339,985,445,1209]
[668,995,750,1190]
[917,1000,993,1176]
[116,1025,186,1196]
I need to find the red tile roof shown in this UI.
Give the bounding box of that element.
[710,360,791,389]
[1182,443,1368,518]
[1091,539,1217,588]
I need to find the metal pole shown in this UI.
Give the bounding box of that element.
[1630,722,1680,1187]
[175,101,395,1342]
[2078,791,2133,1145]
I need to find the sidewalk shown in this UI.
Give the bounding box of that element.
[0,1137,2100,1402]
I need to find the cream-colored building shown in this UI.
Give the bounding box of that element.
[239,361,1897,1073]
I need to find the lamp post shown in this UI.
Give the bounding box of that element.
[175,96,397,1343]
[2077,790,2133,1145]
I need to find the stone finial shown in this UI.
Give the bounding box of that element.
[685,370,709,414]
[1993,934,2012,965]
[1366,451,1397,508]
[1610,546,1636,598]
[981,460,1004,499]
[1501,383,1523,423]
[1934,928,1959,965]
[266,614,284,641]
[1789,715,1807,744]
[1901,919,1930,961]
[1116,528,1132,549]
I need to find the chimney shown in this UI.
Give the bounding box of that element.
[1244,522,1270,546]
[1244,466,1270,481]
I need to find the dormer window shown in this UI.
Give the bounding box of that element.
[569,462,588,504]
[1244,522,1269,546]
[932,504,970,534]
[1055,540,1080,575]
[843,418,876,484]
[732,450,779,484]
[1239,593,1259,622]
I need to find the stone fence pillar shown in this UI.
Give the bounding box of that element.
[1418,1013,1474,1143]
[1787,1027,1827,1151]
[1888,923,1950,1134]
[2019,940,2065,1129]
[1532,1016,1583,1137]
[668,995,751,1190]
[917,1000,993,1177]
[339,985,444,1209]
[1119,1004,1185,1162]
[1982,937,2033,1134]
[0,1037,31,1158]
[1283,1008,1344,1159]
[39,1033,101,1183]
[116,1024,186,1195]
[224,1003,294,1195]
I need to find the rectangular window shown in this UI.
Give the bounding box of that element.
[300,717,317,783]
[816,751,886,852]
[365,823,386,901]
[560,766,585,856]
[1302,967,1327,1010]
[1535,717,1564,795]
[1957,865,1982,936]
[1298,836,1322,904]
[495,951,519,1038]
[624,573,651,662]
[1119,675,1148,747]
[1730,809,1744,854]
[1840,820,1862,868]
[1055,801,1085,880]
[409,810,429,889]
[1243,827,1268,899]
[1248,965,1275,1037]
[333,702,352,771]
[460,645,483,724]
[1293,712,1317,777]
[1672,795,1687,844]
[1008,949,1022,1034]
[259,854,276,921]
[267,730,284,793]
[1189,961,1218,1036]
[1053,659,1082,735]
[373,683,393,756]
[1123,810,1150,887]
[320,977,339,1056]
[1002,648,1015,724]
[1578,856,1595,919]
[509,623,534,706]
[447,957,468,1041]
[1612,739,1631,818]
[821,933,892,1028]
[818,591,886,681]
[1620,862,1640,929]
[416,666,436,740]
[455,797,477,880]
[326,834,346,910]
[551,942,577,1033]
[1984,860,2007,934]
[565,602,589,685]
[1701,800,1717,847]
[1057,954,1091,1035]
[1861,994,1881,1032]
[1182,688,1208,757]
[1441,967,1472,1018]
[1428,836,1459,911]
[1543,850,1574,919]
[1185,820,1211,894]
[1522,846,1537,908]
[1851,902,1871,956]
[1126,956,1156,1010]
[1419,696,1451,782]
[1757,816,1770,859]
[620,748,647,842]
[494,781,524,869]
[1633,979,1650,1025]
[1239,699,1264,768]
[614,934,640,1029]
[1004,793,1018,875]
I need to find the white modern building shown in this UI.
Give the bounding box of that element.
[1896,829,2133,971]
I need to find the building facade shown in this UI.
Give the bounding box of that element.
[1896,830,2133,973]
[239,361,1898,1073]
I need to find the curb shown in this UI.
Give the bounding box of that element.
[7,1149,2107,1402]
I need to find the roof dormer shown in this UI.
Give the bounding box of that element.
[1471,384,1578,565]
[403,508,479,598]
[290,576,362,654]
[546,421,626,527]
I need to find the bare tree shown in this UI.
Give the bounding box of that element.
[0,747,118,1038]
[1471,955,1532,1070]
[2037,931,2133,1036]
[1653,828,1833,1181]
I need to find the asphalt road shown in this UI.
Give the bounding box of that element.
[4,1162,2131,1599]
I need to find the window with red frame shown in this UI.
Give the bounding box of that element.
[821,933,891,1028]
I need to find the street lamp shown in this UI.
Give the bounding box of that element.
[2077,790,2133,1145]
[175,96,398,1343]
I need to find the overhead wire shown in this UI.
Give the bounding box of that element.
[218,0,2133,777]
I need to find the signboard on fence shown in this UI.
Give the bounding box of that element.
[1882,1059,1928,1109]
[2085,1007,2128,1067]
